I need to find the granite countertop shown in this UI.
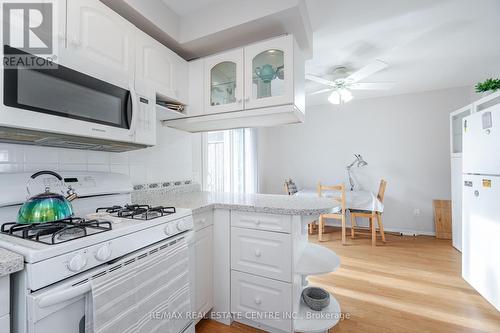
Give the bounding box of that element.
[0,248,23,277]
[133,190,338,216]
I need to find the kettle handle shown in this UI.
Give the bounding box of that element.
[30,170,63,181]
[27,171,65,197]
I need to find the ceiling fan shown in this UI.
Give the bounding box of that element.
[306,60,396,104]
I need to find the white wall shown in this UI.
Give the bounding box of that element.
[258,86,474,235]
[0,123,198,185]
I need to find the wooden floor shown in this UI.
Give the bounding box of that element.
[196,229,500,333]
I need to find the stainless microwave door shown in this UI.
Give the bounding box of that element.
[3,46,132,130]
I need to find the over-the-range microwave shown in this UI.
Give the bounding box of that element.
[0,46,156,152]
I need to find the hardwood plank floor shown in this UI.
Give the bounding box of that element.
[196,229,500,333]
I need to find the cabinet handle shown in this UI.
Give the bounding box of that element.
[255,220,261,226]
[254,297,262,305]
[254,249,262,257]
[237,99,242,104]
[245,97,250,102]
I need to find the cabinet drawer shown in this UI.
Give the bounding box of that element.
[231,271,291,332]
[193,210,214,231]
[231,211,291,233]
[231,228,291,282]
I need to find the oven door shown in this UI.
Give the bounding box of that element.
[26,235,192,333]
[1,46,138,143]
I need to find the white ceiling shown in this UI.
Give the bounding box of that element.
[161,0,224,16]
[159,0,500,104]
[305,0,500,105]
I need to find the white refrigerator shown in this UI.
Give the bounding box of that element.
[462,102,500,311]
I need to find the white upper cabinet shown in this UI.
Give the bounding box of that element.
[450,104,473,157]
[135,32,188,104]
[204,49,244,114]
[175,34,305,130]
[64,0,135,87]
[244,35,294,110]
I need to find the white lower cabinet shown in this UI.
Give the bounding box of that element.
[193,224,214,319]
[0,276,10,333]
[231,210,292,233]
[210,210,341,332]
[231,227,292,282]
[231,271,292,332]
[229,211,296,332]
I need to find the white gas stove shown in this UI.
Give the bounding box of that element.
[0,171,195,333]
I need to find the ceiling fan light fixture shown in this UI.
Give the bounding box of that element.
[328,88,353,105]
[328,91,341,104]
[340,88,353,103]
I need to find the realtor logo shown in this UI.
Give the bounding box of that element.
[2,0,57,68]
[3,2,53,54]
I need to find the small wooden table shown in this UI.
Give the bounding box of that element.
[295,189,384,243]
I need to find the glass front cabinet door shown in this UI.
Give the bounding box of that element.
[244,35,294,110]
[450,104,473,157]
[204,49,244,114]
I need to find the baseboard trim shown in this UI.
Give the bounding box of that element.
[318,221,436,237]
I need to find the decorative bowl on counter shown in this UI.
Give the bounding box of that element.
[301,287,330,311]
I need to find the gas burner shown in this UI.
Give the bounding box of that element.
[56,227,86,241]
[0,218,112,245]
[96,204,176,221]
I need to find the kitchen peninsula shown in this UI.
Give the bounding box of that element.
[134,189,342,333]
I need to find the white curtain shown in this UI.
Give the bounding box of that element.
[203,128,258,193]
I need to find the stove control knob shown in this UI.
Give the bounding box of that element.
[95,245,112,262]
[164,225,172,236]
[67,254,87,272]
[176,220,187,231]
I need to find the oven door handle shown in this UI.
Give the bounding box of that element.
[38,283,91,308]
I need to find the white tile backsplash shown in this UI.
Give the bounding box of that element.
[110,164,129,175]
[87,151,110,164]
[24,146,59,163]
[87,164,111,172]
[0,163,23,173]
[129,164,147,184]
[110,152,129,164]
[0,144,24,163]
[24,163,59,172]
[59,164,88,171]
[0,124,195,185]
[58,149,87,165]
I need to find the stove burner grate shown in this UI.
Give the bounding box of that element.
[0,217,112,245]
[96,204,176,220]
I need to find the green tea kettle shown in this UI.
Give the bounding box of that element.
[17,171,78,224]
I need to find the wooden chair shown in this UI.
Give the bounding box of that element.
[317,183,347,244]
[350,179,387,246]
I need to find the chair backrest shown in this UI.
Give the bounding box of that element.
[317,182,346,213]
[284,178,298,195]
[377,179,387,203]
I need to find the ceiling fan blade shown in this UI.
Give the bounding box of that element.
[305,74,336,87]
[350,82,396,90]
[308,88,333,95]
[345,60,388,83]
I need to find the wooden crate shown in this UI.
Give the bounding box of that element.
[433,200,452,239]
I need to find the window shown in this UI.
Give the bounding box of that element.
[203,128,257,193]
